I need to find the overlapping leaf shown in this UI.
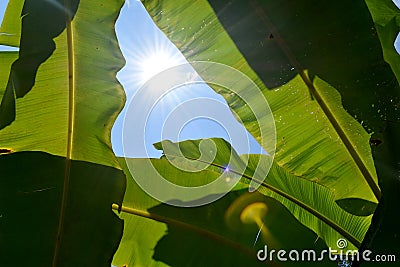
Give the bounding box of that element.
[113,138,371,266]
[113,155,335,267]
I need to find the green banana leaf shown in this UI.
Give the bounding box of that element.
[113,138,371,266]
[0,0,125,167]
[0,0,126,265]
[113,150,335,267]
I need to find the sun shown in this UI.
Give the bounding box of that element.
[118,35,199,113]
[134,43,185,86]
[139,50,182,84]
[117,30,186,90]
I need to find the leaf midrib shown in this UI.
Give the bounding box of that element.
[52,1,75,265]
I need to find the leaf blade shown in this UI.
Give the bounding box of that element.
[0,0,126,265]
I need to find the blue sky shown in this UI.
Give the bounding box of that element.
[113,1,262,158]
[1,0,400,159]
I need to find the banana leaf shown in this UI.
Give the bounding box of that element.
[0,0,126,265]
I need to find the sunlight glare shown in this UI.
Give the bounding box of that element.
[139,50,182,84]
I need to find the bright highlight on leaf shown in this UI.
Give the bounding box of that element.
[240,202,268,224]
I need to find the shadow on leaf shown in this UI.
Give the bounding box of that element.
[0,0,80,129]
[149,190,330,267]
[0,151,125,266]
